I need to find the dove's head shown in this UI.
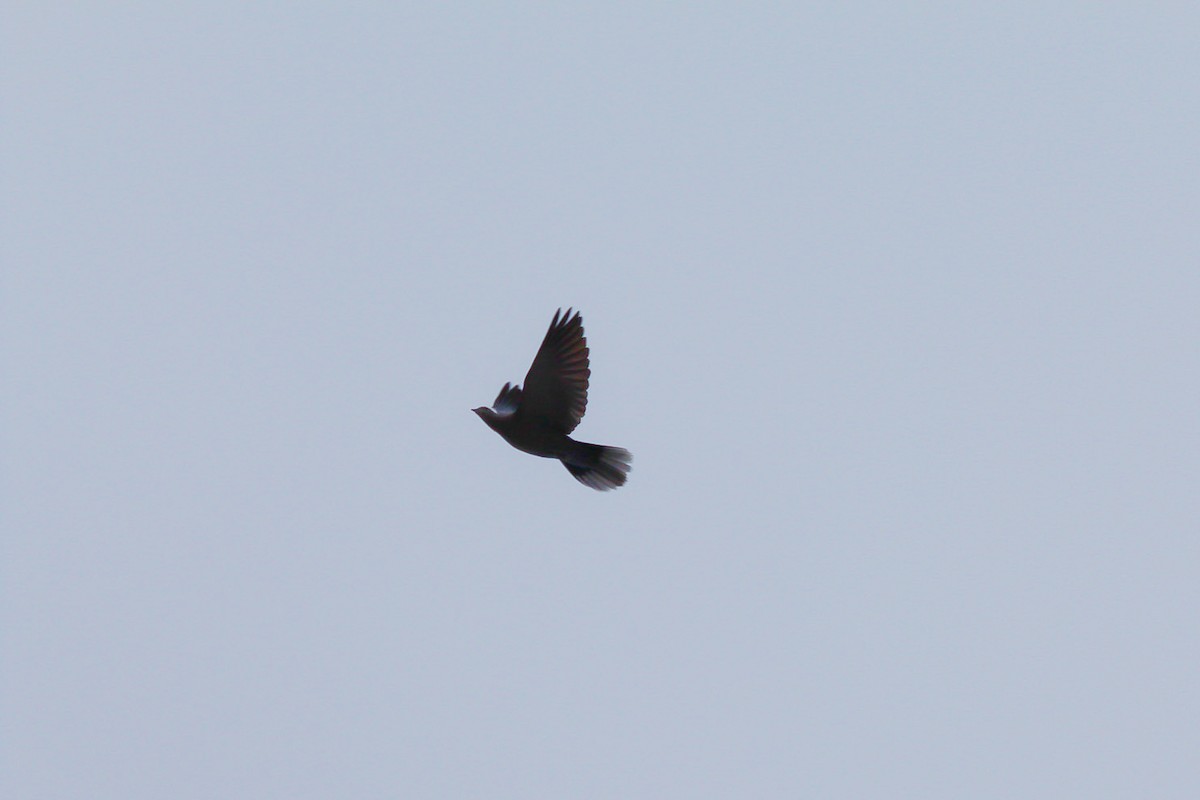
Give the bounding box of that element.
[472,406,504,434]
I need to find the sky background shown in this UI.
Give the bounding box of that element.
[5,4,1198,798]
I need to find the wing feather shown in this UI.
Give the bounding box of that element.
[520,308,590,433]
[492,382,523,414]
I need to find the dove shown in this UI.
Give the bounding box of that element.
[473,308,631,490]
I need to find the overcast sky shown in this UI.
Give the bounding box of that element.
[5,4,1199,798]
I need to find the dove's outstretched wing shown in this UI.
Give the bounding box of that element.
[491,382,523,414]
[520,308,590,434]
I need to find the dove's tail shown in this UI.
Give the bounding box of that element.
[562,442,632,491]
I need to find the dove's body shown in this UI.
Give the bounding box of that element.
[473,309,631,490]
[474,410,576,459]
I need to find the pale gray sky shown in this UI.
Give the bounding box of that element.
[5,4,1199,798]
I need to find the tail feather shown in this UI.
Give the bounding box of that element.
[562,443,632,491]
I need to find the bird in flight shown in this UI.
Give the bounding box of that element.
[473,308,632,490]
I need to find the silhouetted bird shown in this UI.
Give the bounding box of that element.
[473,308,632,490]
